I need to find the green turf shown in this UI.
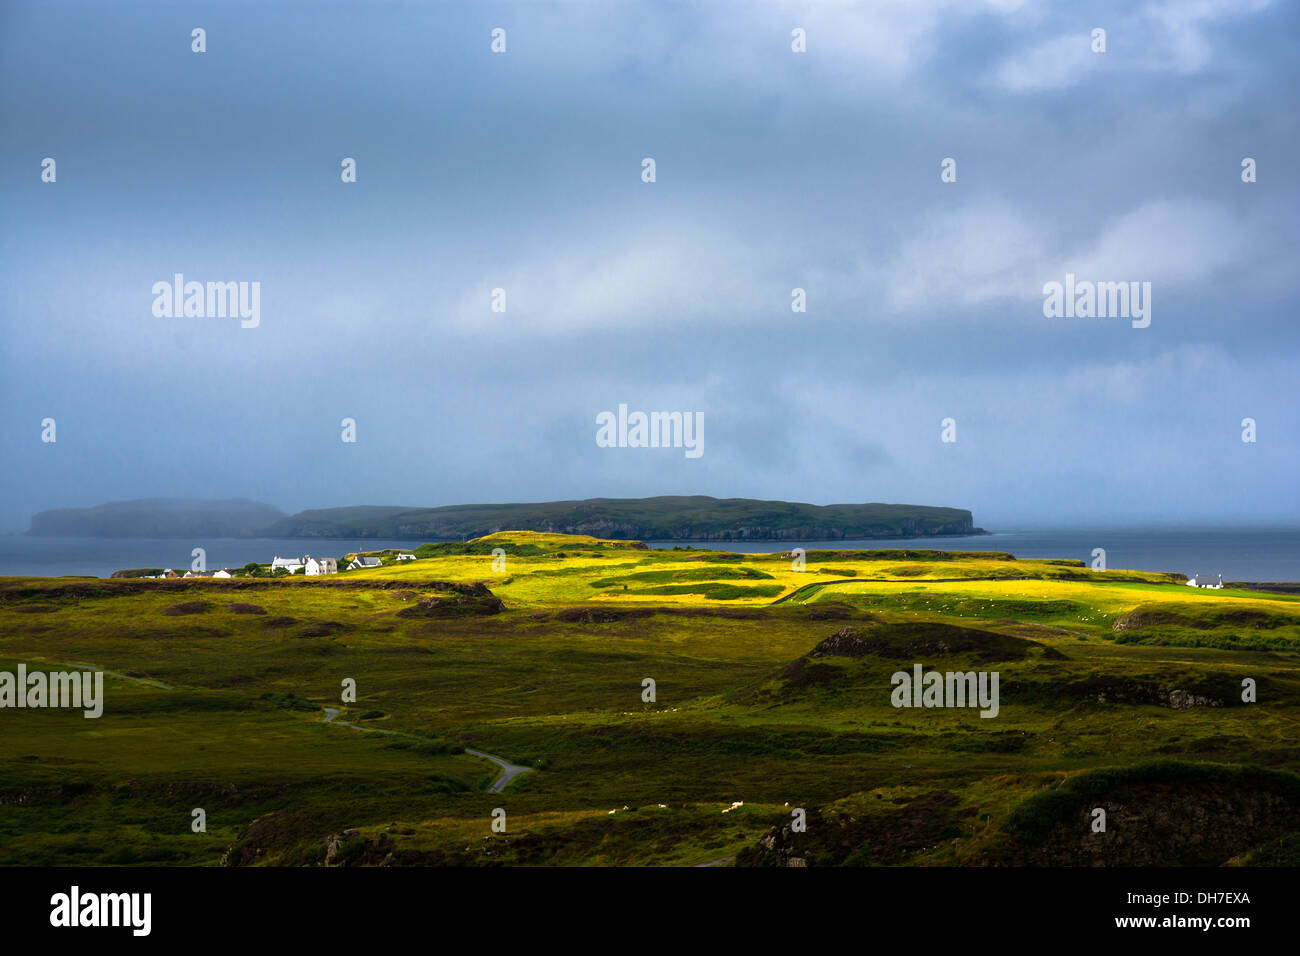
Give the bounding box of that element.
[2,530,1297,866]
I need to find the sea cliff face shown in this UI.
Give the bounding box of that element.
[379,518,980,541]
[277,500,982,541]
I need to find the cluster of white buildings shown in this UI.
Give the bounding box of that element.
[140,568,234,579]
[271,552,418,574]
[143,551,418,579]
[147,567,273,578]
[270,555,339,575]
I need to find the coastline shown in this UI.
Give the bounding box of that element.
[2,527,1299,581]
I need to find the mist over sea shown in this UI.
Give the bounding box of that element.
[2,529,1298,581]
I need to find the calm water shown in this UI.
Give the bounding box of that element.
[649,529,1300,582]
[0,537,422,578]
[1,529,1297,581]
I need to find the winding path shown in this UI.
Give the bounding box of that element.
[321,708,532,793]
[27,657,173,690]
[25,658,531,803]
[461,747,534,793]
[26,665,530,793]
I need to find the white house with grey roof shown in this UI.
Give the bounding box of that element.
[305,556,337,575]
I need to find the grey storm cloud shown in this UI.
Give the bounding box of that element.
[1,0,1296,532]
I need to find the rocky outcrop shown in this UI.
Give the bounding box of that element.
[998,672,1247,709]
[394,582,505,617]
[1114,606,1289,631]
[999,763,1300,866]
[553,606,655,624]
[737,791,969,867]
[740,764,1300,867]
[1092,683,1222,709]
[806,622,1061,663]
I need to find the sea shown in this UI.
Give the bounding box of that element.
[0,537,419,579]
[0,529,1297,582]
[647,528,1300,583]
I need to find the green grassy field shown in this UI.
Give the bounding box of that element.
[3,531,1299,867]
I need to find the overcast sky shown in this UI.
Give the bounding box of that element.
[2,0,1297,533]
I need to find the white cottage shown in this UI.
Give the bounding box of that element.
[271,555,305,574]
[305,556,337,575]
[347,555,383,570]
[1186,573,1224,589]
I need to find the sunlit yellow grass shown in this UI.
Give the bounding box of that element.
[341,532,1198,610]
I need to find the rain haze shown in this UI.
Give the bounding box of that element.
[2,0,1297,534]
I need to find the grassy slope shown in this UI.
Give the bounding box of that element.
[2,530,1298,866]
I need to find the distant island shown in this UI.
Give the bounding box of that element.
[26,498,286,539]
[26,495,985,542]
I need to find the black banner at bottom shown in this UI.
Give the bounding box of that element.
[0,865,1278,942]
